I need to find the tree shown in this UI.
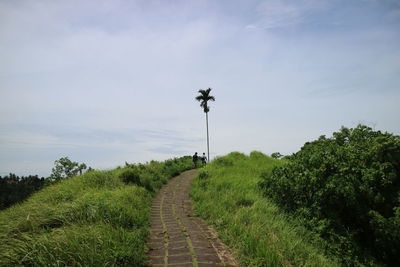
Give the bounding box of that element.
[260,125,400,266]
[50,157,87,181]
[0,174,46,210]
[271,152,283,159]
[195,88,215,162]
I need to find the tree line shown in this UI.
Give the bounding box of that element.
[0,157,90,210]
[0,174,46,210]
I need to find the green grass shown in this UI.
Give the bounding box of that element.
[191,151,340,267]
[0,157,193,266]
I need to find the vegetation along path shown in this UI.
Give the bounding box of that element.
[147,169,237,267]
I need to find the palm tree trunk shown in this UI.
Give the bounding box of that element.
[206,112,210,162]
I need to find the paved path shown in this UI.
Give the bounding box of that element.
[147,169,236,267]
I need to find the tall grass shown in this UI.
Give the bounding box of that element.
[191,151,339,267]
[0,156,193,266]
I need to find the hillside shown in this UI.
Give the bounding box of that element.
[0,157,193,266]
[191,125,400,267]
[191,151,339,266]
[2,125,397,266]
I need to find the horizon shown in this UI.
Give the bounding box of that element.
[1,0,399,177]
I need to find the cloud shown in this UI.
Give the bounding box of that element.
[252,0,328,29]
[0,122,202,176]
[0,0,399,176]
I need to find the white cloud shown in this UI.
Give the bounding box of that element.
[253,0,328,29]
[0,0,399,176]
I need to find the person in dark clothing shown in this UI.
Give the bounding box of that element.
[192,152,199,168]
[201,153,207,165]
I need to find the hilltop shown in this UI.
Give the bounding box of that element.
[0,157,193,266]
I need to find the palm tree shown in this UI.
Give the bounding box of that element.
[195,88,215,163]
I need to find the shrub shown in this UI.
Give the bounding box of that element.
[270,152,283,159]
[259,125,400,266]
[119,156,193,192]
[119,168,142,186]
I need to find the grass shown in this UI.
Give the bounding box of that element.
[190,151,340,267]
[0,157,193,266]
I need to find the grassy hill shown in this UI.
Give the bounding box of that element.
[190,125,400,267]
[3,125,396,266]
[0,157,193,266]
[191,151,339,266]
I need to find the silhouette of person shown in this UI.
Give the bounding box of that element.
[192,152,198,168]
[201,153,207,165]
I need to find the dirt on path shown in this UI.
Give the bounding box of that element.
[147,169,237,267]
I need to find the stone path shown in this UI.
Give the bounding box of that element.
[147,169,237,267]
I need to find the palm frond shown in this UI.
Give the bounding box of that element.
[195,87,214,113]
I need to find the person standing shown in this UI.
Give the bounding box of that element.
[192,152,199,168]
[201,153,207,165]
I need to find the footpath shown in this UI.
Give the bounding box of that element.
[147,169,237,267]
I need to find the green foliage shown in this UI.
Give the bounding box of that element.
[271,152,283,159]
[260,125,400,266]
[213,157,234,166]
[0,156,193,266]
[121,156,193,192]
[198,169,209,179]
[195,87,215,113]
[12,224,147,267]
[191,152,338,267]
[0,174,47,210]
[120,167,142,186]
[50,157,88,181]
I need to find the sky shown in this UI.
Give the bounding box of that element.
[1,0,399,177]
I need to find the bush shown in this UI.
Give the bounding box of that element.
[119,168,142,186]
[259,125,400,266]
[119,156,193,192]
[270,152,283,159]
